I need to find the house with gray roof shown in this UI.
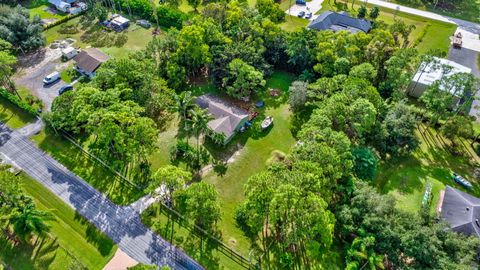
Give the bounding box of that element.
[308,11,372,34]
[196,95,249,144]
[73,48,110,79]
[439,185,480,238]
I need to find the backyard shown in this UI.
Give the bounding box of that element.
[0,97,35,129]
[0,172,116,270]
[375,123,480,214]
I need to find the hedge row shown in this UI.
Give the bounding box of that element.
[112,0,188,29]
[0,88,39,116]
[43,11,85,31]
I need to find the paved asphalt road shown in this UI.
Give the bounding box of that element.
[0,123,203,270]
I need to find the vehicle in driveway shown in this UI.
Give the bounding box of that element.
[305,12,312,19]
[59,85,73,95]
[298,11,305,17]
[43,71,60,85]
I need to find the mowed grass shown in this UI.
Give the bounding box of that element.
[21,0,67,20]
[315,1,456,54]
[202,71,297,255]
[43,16,156,58]
[279,15,309,31]
[19,174,117,269]
[375,123,480,214]
[31,129,144,205]
[0,97,35,129]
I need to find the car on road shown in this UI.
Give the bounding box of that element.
[43,71,60,85]
[59,85,73,95]
[305,12,312,19]
[298,11,305,17]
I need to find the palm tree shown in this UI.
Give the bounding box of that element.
[189,106,213,168]
[346,236,384,270]
[172,91,195,138]
[9,202,55,244]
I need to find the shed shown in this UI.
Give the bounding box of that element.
[61,47,78,60]
[109,15,130,31]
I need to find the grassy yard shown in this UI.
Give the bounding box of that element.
[279,15,309,31]
[0,172,116,270]
[375,123,480,214]
[0,97,35,129]
[391,0,480,23]
[43,16,156,58]
[31,129,144,205]
[21,0,68,20]
[317,1,456,54]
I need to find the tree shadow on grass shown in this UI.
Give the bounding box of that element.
[73,212,115,256]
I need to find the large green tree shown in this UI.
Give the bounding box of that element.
[0,5,44,52]
[223,58,266,99]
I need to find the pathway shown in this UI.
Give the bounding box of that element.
[0,123,203,270]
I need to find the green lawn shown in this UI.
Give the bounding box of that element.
[375,124,480,214]
[0,172,116,270]
[43,16,156,58]
[279,15,309,32]
[21,0,68,20]
[316,1,457,54]
[0,97,35,129]
[31,129,144,205]
[19,174,117,269]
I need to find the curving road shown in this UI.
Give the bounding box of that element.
[0,123,203,270]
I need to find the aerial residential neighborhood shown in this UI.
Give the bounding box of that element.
[0,0,480,269]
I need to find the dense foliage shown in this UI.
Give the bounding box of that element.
[0,5,44,52]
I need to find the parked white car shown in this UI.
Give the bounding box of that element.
[43,71,60,85]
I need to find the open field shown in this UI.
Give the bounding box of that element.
[392,0,480,23]
[43,16,157,58]
[0,172,116,270]
[375,123,480,214]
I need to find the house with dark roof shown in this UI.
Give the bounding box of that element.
[308,11,372,34]
[438,185,480,238]
[73,48,110,79]
[195,95,249,144]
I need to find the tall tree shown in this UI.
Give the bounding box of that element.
[223,58,266,99]
[9,201,55,243]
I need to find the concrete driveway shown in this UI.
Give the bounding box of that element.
[13,48,70,111]
[285,0,324,21]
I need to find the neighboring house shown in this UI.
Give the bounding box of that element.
[195,95,249,144]
[308,11,372,33]
[408,57,472,104]
[73,48,110,79]
[438,186,480,238]
[48,0,71,13]
[109,14,130,31]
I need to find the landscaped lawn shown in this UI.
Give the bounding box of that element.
[19,174,117,269]
[31,129,144,205]
[375,123,480,214]
[316,1,457,54]
[21,0,67,20]
[390,0,480,23]
[0,97,35,129]
[279,15,309,31]
[43,16,157,58]
[0,172,116,270]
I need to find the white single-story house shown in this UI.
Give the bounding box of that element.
[61,47,78,60]
[73,48,110,79]
[195,95,249,144]
[408,57,472,103]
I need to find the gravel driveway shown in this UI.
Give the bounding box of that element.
[286,0,324,20]
[13,48,70,111]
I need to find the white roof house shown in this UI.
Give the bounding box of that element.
[409,57,472,98]
[48,0,71,12]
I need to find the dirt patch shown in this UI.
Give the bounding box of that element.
[103,249,138,270]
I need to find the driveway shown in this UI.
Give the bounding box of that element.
[13,48,70,111]
[0,123,203,269]
[285,0,324,21]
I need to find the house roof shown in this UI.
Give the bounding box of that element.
[111,15,130,26]
[195,95,249,140]
[308,11,372,33]
[49,0,71,8]
[73,48,110,73]
[440,185,480,238]
[412,57,471,96]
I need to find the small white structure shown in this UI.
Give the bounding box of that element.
[61,47,78,60]
[48,0,71,13]
[70,2,88,15]
[109,14,130,31]
[408,57,472,99]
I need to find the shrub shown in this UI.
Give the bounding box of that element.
[0,88,39,116]
[156,5,188,29]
